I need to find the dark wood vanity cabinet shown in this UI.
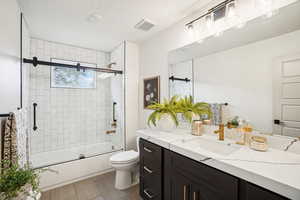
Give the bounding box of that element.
[164,150,239,200]
[239,181,289,200]
[139,139,290,200]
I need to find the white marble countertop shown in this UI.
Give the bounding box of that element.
[137,128,300,200]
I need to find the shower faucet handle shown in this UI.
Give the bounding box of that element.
[111,121,117,128]
[106,130,116,135]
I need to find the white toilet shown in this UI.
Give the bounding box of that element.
[110,138,139,190]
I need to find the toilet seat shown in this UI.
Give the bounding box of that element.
[110,150,139,164]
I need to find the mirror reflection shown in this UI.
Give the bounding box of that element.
[168,1,300,137]
[169,60,193,98]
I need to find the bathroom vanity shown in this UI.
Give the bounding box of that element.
[138,129,300,200]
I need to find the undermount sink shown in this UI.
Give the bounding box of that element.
[180,138,241,156]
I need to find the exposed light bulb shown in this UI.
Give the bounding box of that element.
[205,13,214,29]
[256,0,275,18]
[226,1,236,18]
[187,24,194,35]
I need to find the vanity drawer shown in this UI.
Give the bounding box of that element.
[140,138,162,161]
[140,174,162,200]
[141,158,162,176]
[140,138,162,178]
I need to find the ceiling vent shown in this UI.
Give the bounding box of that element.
[134,19,155,31]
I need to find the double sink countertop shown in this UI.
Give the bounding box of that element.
[137,128,300,200]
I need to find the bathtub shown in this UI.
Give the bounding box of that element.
[31,142,123,191]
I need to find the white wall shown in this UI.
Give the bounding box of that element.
[138,0,298,129]
[193,29,300,133]
[0,0,21,113]
[124,42,139,150]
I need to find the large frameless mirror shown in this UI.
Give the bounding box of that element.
[168,1,300,137]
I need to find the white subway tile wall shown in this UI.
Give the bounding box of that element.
[29,39,120,155]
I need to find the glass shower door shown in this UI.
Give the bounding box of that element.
[28,57,124,168]
[82,71,125,159]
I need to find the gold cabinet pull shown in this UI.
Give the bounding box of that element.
[184,185,187,200]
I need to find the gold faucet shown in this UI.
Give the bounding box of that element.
[214,124,225,141]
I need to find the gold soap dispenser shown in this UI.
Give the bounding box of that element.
[236,120,253,145]
[192,120,204,136]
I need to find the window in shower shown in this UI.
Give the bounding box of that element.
[27,40,125,168]
[51,59,96,89]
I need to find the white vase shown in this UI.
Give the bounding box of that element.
[11,185,41,200]
[10,184,30,200]
[158,114,176,132]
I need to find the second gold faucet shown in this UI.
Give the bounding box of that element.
[214,124,225,141]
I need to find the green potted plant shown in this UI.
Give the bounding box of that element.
[0,162,44,200]
[176,96,211,123]
[147,96,211,131]
[147,96,179,131]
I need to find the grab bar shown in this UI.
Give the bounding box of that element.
[33,103,38,131]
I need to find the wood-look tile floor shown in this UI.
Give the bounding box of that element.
[41,171,140,200]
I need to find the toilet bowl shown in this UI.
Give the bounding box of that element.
[110,137,140,190]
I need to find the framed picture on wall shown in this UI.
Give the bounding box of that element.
[144,76,160,109]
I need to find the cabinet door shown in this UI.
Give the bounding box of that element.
[191,183,222,200]
[240,181,289,200]
[170,171,191,200]
[164,150,238,200]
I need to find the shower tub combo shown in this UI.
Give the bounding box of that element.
[25,40,126,190]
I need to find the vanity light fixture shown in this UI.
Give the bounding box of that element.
[226,1,236,18]
[186,23,194,34]
[185,0,235,28]
[185,0,235,41]
[226,1,247,29]
[205,13,214,29]
[255,0,276,18]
